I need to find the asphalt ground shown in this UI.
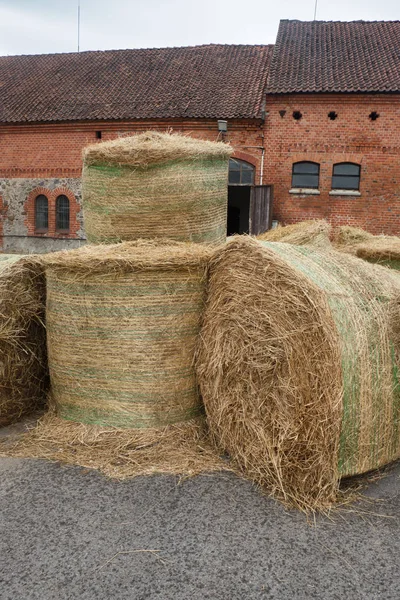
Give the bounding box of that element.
[0,453,399,600]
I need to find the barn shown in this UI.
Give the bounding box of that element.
[0,19,399,253]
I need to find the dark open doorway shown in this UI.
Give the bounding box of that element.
[227,158,273,236]
[227,186,251,235]
[227,158,254,236]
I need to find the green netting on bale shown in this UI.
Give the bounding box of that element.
[45,242,210,428]
[196,236,400,509]
[361,257,400,271]
[261,242,400,477]
[82,132,232,245]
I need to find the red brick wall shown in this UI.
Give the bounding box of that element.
[1,100,399,238]
[263,94,400,235]
[0,119,264,179]
[0,119,264,242]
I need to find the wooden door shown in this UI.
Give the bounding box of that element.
[249,185,273,235]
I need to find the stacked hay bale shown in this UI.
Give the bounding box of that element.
[333,226,400,270]
[196,237,400,509]
[0,255,48,426]
[257,219,332,249]
[355,238,400,270]
[44,241,210,429]
[1,133,232,479]
[333,225,374,249]
[82,131,232,245]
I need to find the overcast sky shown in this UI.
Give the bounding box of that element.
[0,0,399,56]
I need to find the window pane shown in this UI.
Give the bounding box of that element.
[241,170,254,184]
[229,158,255,185]
[292,173,319,188]
[56,195,70,231]
[333,163,360,176]
[229,159,240,171]
[332,175,359,190]
[293,162,319,174]
[35,195,48,230]
[229,170,241,184]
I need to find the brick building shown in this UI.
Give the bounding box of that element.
[0,19,399,252]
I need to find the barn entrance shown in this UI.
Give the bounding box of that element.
[228,158,253,235]
[227,158,273,236]
[227,185,251,235]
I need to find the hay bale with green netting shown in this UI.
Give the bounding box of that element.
[196,237,400,510]
[257,219,332,249]
[333,226,400,270]
[0,255,48,426]
[82,131,232,245]
[333,225,374,248]
[0,241,226,480]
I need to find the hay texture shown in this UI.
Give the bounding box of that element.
[257,220,332,249]
[1,411,227,480]
[333,225,374,249]
[333,226,400,270]
[355,238,400,270]
[0,255,48,426]
[82,131,232,245]
[42,240,211,429]
[196,237,400,509]
[0,241,228,480]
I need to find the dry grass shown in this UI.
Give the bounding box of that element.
[0,239,228,480]
[196,236,400,510]
[355,238,400,269]
[0,410,228,479]
[196,236,343,510]
[82,131,231,245]
[83,130,232,167]
[40,240,212,429]
[0,256,48,426]
[333,226,400,269]
[333,225,374,248]
[40,238,213,274]
[257,220,332,249]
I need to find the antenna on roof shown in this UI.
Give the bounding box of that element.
[313,0,318,20]
[77,1,81,52]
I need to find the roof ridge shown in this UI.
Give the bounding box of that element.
[280,19,400,24]
[0,43,274,61]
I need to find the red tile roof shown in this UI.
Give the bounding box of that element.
[267,20,400,94]
[0,44,274,124]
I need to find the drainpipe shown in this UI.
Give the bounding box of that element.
[260,139,265,186]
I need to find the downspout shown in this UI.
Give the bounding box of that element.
[260,138,265,186]
[259,94,267,185]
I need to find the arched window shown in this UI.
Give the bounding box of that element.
[332,163,361,191]
[292,162,320,189]
[35,194,48,231]
[56,195,70,232]
[229,159,255,185]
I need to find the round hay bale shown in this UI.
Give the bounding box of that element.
[82,131,232,245]
[43,240,211,429]
[0,256,48,426]
[332,225,374,251]
[354,238,400,270]
[257,219,332,249]
[196,237,400,509]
